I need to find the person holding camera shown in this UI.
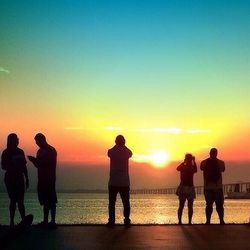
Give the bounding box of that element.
[176,153,197,225]
[107,135,133,227]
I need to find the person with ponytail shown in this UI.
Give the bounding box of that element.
[1,133,29,227]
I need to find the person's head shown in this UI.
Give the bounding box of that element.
[184,153,193,164]
[115,135,126,146]
[7,133,19,149]
[209,148,218,159]
[34,133,47,148]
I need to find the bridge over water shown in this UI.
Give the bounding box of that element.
[130,182,250,195]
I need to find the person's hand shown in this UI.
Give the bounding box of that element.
[27,156,35,162]
[26,179,29,190]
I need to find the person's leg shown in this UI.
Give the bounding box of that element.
[43,204,49,224]
[48,186,57,225]
[6,181,16,226]
[38,186,46,224]
[50,204,56,223]
[17,200,25,220]
[9,199,16,227]
[177,198,185,224]
[47,203,57,229]
[18,181,26,220]
[215,189,225,224]
[187,199,194,225]
[17,190,25,220]
[120,187,131,225]
[108,186,118,224]
[204,189,213,224]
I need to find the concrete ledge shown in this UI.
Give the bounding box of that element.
[1,224,250,250]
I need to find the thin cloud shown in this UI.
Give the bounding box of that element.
[187,129,210,134]
[103,126,124,131]
[64,126,124,131]
[137,127,183,133]
[64,127,89,131]
[137,127,210,134]
[0,67,10,74]
[64,126,210,134]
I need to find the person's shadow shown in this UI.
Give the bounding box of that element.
[0,214,33,248]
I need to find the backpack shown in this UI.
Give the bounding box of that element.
[204,158,221,182]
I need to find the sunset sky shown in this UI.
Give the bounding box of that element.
[1,0,250,168]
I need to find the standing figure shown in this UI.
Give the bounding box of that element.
[107,135,133,226]
[28,133,57,229]
[1,133,29,227]
[200,148,225,225]
[176,153,197,225]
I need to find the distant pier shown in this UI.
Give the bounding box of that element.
[130,182,250,195]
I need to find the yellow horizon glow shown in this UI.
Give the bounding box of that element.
[133,150,169,168]
[1,122,249,166]
[57,122,243,165]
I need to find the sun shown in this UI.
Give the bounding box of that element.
[133,150,169,168]
[150,150,168,166]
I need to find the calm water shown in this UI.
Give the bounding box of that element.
[0,192,249,225]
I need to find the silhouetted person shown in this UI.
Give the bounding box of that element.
[1,133,29,227]
[28,133,57,229]
[107,135,132,226]
[200,148,225,225]
[176,153,197,225]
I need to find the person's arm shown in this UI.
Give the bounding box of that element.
[193,157,197,173]
[1,151,8,170]
[21,151,29,189]
[220,160,225,172]
[128,149,132,158]
[177,163,183,171]
[200,160,205,171]
[27,156,39,168]
[107,149,111,158]
[47,149,57,169]
[24,164,29,189]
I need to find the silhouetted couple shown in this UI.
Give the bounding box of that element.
[176,148,225,225]
[1,133,57,229]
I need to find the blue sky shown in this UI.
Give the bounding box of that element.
[1,0,250,163]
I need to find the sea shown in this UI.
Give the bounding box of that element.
[0,192,250,225]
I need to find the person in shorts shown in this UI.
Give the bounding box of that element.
[107,135,133,226]
[176,153,197,225]
[200,148,225,225]
[1,133,29,227]
[28,133,57,229]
